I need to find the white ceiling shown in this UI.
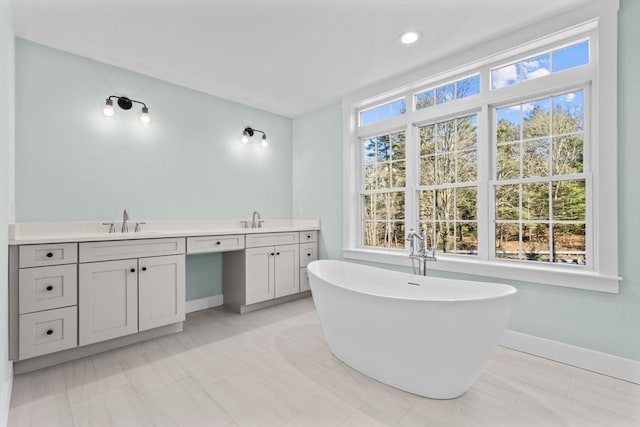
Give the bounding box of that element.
[11,0,596,118]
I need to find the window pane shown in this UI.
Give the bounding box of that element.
[419,221,437,253]
[552,180,586,221]
[456,75,480,99]
[435,188,455,221]
[375,193,389,220]
[376,135,390,162]
[415,89,435,110]
[418,156,433,186]
[492,63,520,89]
[523,223,550,262]
[363,221,376,247]
[496,107,521,143]
[419,190,434,220]
[363,138,376,164]
[523,182,549,220]
[375,163,390,188]
[391,131,406,160]
[496,143,520,180]
[552,223,586,264]
[363,194,374,220]
[495,223,520,259]
[522,54,551,82]
[389,222,406,249]
[389,192,405,220]
[457,149,477,182]
[553,91,584,134]
[456,222,478,254]
[436,83,455,104]
[496,184,520,220]
[436,153,456,184]
[364,165,376,190]
[552,135,583,175]
[523,139,550,178]
[456,187,477,220]
[359,98,406,126]
[522,98,550,139]
[376,221,389,248]
[391,161,406,187]
[436,222,456,253]
[436,120,455,152]
[552,41,589,73]
[457,115,477,150]
[419,124,435,155]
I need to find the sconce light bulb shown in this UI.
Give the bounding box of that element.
[103,99,114,117]
[261,134,268,148]
[140,106,150,124]
[241,132,249,144]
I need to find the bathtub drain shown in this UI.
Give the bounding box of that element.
[407,281,421,286]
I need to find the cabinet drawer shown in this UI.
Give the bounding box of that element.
[187,234,245,254]
[299,231,318,243]
[79,237,186,262]
[19,264,77,314]
[19,243,78,268]
[246,232,299,248]
[19,306,78,360]
[299,242,318,268]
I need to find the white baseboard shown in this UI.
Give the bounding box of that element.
[185,294,224,313]
[0,361,13,427]
[501,330,640,384]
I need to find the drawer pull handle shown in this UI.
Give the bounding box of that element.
[307,235,311,239]
[46,329,53,335]
[46,285,54,291]
[142,267,147,271]
[216,241,221,245]
[46,252,53,258]
[130,268,136,273]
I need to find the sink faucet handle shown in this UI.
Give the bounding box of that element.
[258,220,264,228]
[102,222,116,234]
[240,220,248,229]
[134,222,146,233]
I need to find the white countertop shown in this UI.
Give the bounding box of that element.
[9,219,321,245]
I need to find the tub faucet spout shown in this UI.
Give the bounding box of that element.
[407,229,436,276]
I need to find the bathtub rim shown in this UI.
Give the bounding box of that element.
[307,259,517,303]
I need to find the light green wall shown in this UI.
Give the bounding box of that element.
[292,102,343,260]
[0,0,13,415]
[15,39,293,300]
[291,1,640,361]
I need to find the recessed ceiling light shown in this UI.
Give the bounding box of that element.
[400,30,421,45]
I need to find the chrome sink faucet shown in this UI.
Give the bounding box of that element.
[122,209,130,233]
[251,211,263,228]
[407,229,437,276]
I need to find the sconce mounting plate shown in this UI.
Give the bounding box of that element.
[117,97,133,110]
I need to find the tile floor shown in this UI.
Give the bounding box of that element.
[8,297,640,426]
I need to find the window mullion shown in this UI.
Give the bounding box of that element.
[405,123,417,249]
[477,103,491,261]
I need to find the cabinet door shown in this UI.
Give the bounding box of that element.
[139,255,186,331]
[245,246,275,305]
[79,259,138,346]
[274,244,300,298]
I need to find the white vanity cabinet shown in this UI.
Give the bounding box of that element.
[245,244,300,304]
[78,238,186,346]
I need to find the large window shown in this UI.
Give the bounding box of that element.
[344,10,619,293]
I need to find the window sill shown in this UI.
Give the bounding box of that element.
[342,248,620,294]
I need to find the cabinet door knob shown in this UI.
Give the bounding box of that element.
[270,253,274,256]
[46,252,53,258]
[307,253,311,257]
[216,241,221,245]
[130,268,136,273]
[142,267,147,271]
[276,252,280,256]
[46,285,53,291]
[306,235,311,239]
[46,329,53,335]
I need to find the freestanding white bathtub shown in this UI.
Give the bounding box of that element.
[307,260,517,399]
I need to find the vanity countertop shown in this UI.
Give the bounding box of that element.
[9,219,320,245]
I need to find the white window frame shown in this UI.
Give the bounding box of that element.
[342,2,620,293]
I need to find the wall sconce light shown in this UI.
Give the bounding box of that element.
[242,127,268,148]
[103,95,150,125]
